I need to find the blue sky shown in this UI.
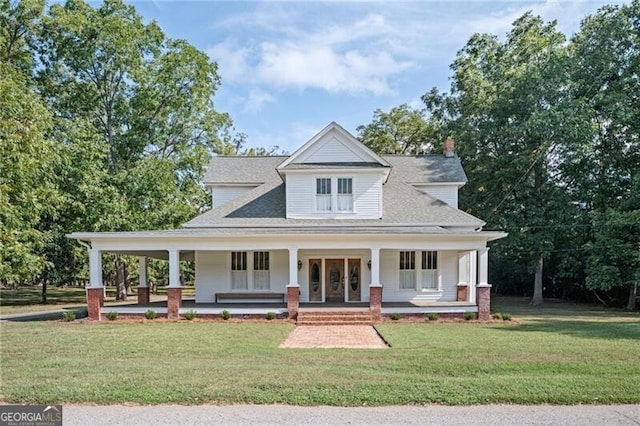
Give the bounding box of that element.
[127,0,625,154]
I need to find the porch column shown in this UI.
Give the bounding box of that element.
[477,247,491,320]
[137,256,149,305]
[167,249,181,319]
[87,248,104,321]
[369,247,382,320]
[469,250,477,304]
[456,251,470,302]
[286,248,300,320]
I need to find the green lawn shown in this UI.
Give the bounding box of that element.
[1,301,638,406]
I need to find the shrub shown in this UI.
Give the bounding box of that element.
[265,312,276,320]
[144,309,157,320]
[389,312,401,321]
[463,312,475,321]
[220,310,231,320]
[106,312,119,321]
[426,313,439,321]
[501,313,512,321]
[491,312,503,320]
[62,311,76,321]
[183,310,197,321]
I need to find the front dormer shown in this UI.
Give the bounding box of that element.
[277,122,391,219]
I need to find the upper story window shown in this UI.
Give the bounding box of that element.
[316,177,353,213]
[316,178,332,211]
[337,178,353,212]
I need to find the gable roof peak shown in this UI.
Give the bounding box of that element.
[277,121,390,170]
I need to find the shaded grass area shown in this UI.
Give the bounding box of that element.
[0,286,196,315]
[1,317,638,406]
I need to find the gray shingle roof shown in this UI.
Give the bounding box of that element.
[185,154,483,229]
[202,156,287,184]
[383,155,468,184]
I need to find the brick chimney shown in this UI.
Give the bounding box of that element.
[443,137,455,158]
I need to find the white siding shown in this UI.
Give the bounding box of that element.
[378,250,457,302]
[286,173,383,219]
[297,136,363,163]
[195,250,289,303]
[211,186,257,209]
[414,184,459,208]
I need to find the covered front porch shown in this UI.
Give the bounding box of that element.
[98,298,479,319]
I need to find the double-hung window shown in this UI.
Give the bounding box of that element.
[421,251,438,290]
[253,251,270,290]
[337,178,353,212]
[231,251,248,290]
[316,178,332,211]
[399,251,416,290]
[316,177,353,213]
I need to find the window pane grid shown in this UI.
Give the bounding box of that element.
[399,251,415,270]
[253,251,269,271]
[421,251,437,270]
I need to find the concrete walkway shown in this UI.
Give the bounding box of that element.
[280,325,388,348]
[0,307,87,322]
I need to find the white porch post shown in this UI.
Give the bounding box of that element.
[137,256,150,305]
[286,248,300,320]
[457,251,470,286]
[369,247,382,320]
[167,249,181,319]
[288,248,299,286]
[89,249,103,288]
[137,256,148,287]
[457,251,470,302]
[477,247,491,320]
[87,248,103,320]
[168,249,180,288]
[370,247,380,285]
[469,250,478,304]
[478,247,489,286]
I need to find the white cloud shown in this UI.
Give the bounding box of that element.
[256,42,411,95]
[244,88,276,113]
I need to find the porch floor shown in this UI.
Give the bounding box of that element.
[100,298,477,315]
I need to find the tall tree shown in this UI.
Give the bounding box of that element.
[423,13,588,304]
[571,0,640,309]
[356,104,437,154]
[0,61,59,287]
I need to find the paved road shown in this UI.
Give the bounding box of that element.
[64,404,640,425]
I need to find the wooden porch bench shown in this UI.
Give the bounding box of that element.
[215,292,286,303]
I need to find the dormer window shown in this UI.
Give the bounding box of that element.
[316,178,332,211]
[337,178,353,212]
[315,177,353,213]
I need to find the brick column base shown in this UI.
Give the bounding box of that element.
[137,286,150,305]
[87,287,104,321]
[369,285,383,320]
[287,285,300,320]
[167,287,182,319]
[477,284,492,321]
[456,284,468,302]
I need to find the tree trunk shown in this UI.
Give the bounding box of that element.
[42,279,48,304]
[115,259,127,301]
[530,255,544,305]
[627,283,637,311]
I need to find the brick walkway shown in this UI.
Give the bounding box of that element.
[280,325,388,349]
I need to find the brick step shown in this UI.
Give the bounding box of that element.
[297,320,373,326]
[297,311,373,325]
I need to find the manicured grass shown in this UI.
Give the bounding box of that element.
[1,312,638,405]
[0,285,196,315]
